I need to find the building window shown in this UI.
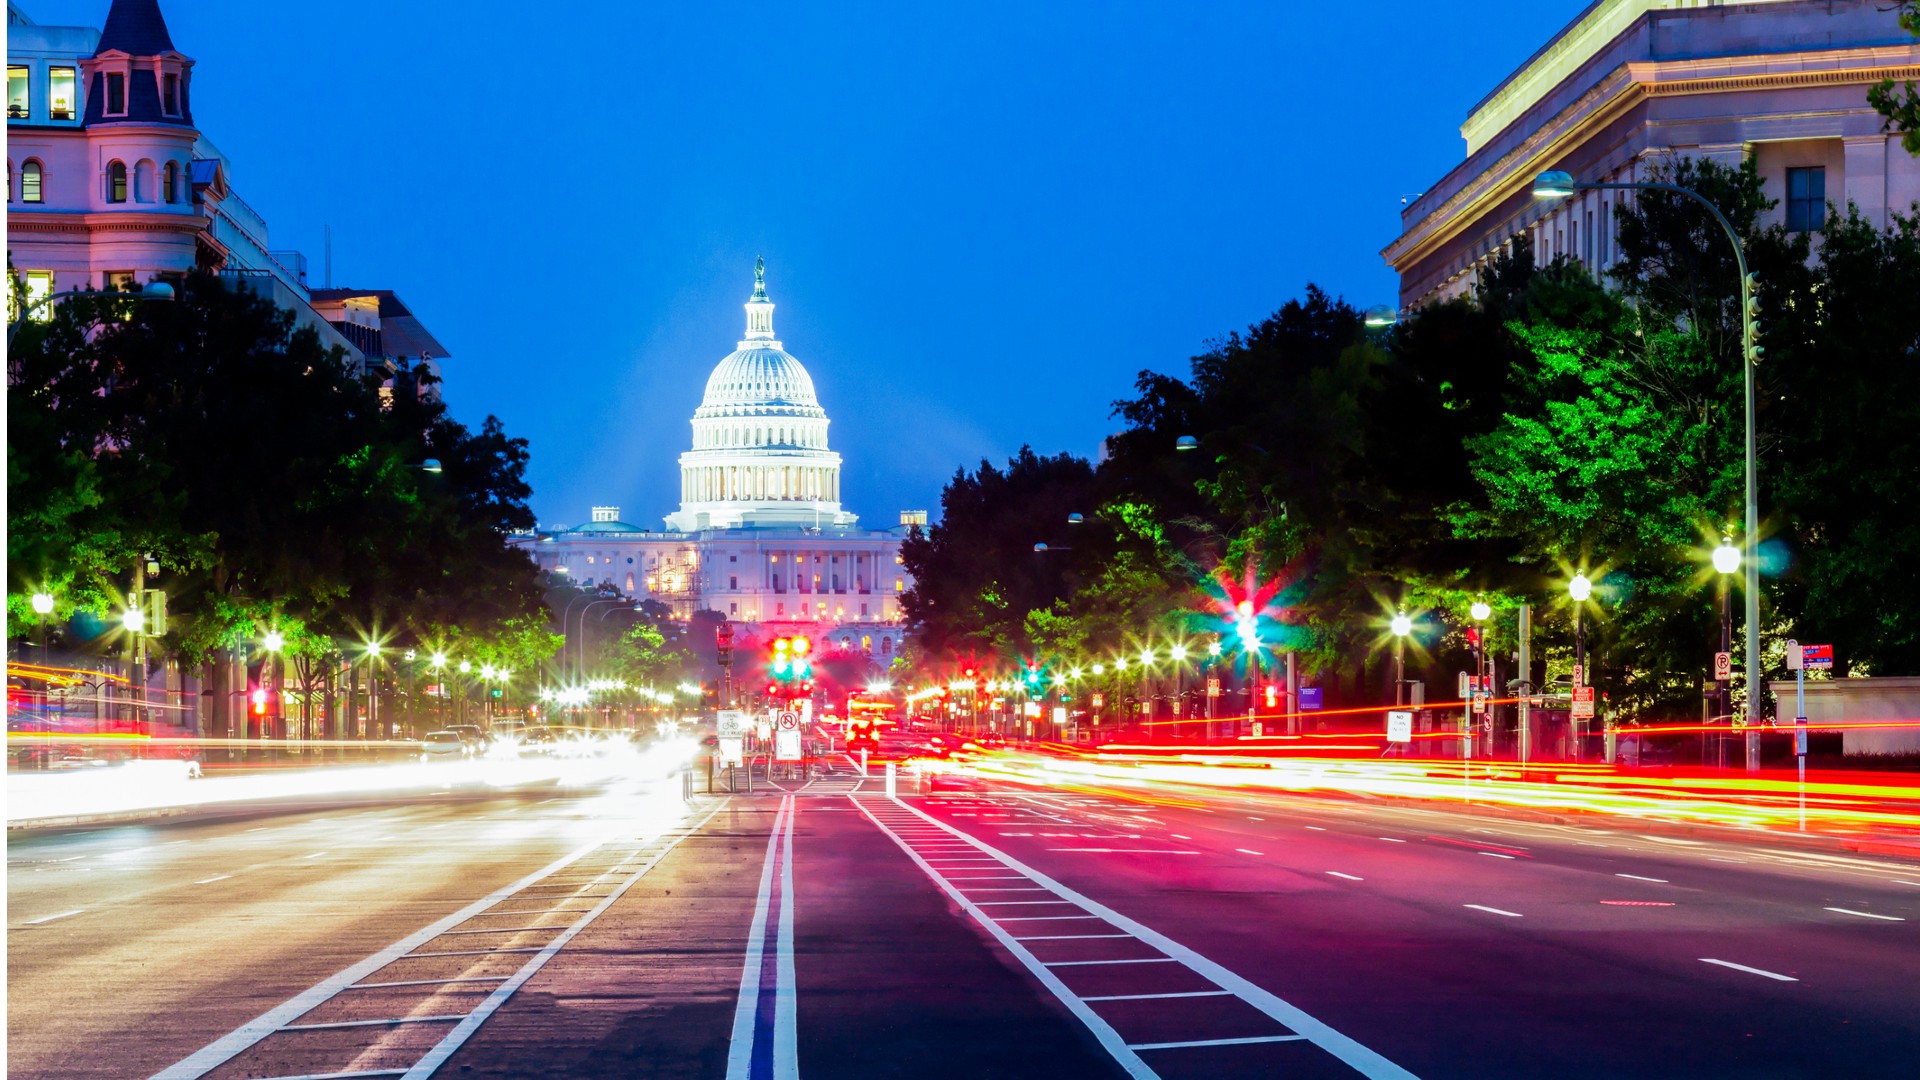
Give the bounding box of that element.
[162,73,180,116]
[162,160,178,202]
[1786,167,1825,233]
[860,603,869,618]
[106,271,136,291]
[729,555,737,562]
[21,159,41,202]
[881,638,893,655]
[49,67,75,120]
[105,72,126,115]
[895,580,904,592]
[730,602,739,614]
[776,603,785,617]
[8,65,27,119]
[108,160,127,202]
[24,271,54,322]
[729,576,738,589]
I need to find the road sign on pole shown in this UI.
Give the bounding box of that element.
[1801,644,1833,670]
[1571,686,1595,719]
[1714,651,1732,682]
[1386,710,1413,744]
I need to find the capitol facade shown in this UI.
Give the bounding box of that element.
[518,262,919,659]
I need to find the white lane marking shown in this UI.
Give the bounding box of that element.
[51,855,85,862]
[998,832,1034,837]
[1826,907,1905,921]
[1464,904,1524,917]
[243,827,268,832]
[1248,816,1265,821]
[1892,880,1920,888]
[1379,837,1406,843]
[1014,934,1134,941]
[775,795,799,1078]
[1700,958,1798,981]
[1710,857,1746,863]
[1304,826,1326,831]
[873,798,1421,1080]
[727,794,791,1080]
[1131,1035,1307,1051]
[193,875,232,885]
[993,915,1103,922]
[23,910,84,925]
[1617,873,1669,883]
[162,839,191,846]
[302,851,329,859]
[1044,958,1179,968]
[1171,834,1192,840]
[1235,848,1265,856]
[1326,871,1363,881]
[154,804,725,1080]
[1480,852,1517,860]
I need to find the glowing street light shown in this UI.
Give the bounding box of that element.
[1712,539,1742,576]
[31,592,55,615]
[263,629,286,652]
[1470,599,1492,622]
[1390,611,1413,707]
[121,607,145,632]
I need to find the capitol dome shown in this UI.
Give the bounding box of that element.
[664,260,857,532]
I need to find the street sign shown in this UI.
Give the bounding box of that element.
[1052,706,1067,726]
[1386,711,1413,743]
[716,711,749,739]
[776,710,800,731]
[1299,688,1323,711]
[1786,641,1802,671]
[1458,672,1473,698]
[1091,693,1104,708]
[774,729,802,761]
[1713,651,1732,681]
[1472,693,1488,716]
[1571,686,1596,718]
[718,738,745,765]
[1206,678,1220,698]
[1252,721,1263,737]
[1802,644,1833,670]
[1572,664,1585,689]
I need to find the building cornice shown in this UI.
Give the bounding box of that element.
[1384,50,1920,275]
[7,208,209,235]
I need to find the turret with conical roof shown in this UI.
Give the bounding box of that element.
[84,0,194,128]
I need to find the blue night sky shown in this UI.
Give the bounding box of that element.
[34,0,1582,529]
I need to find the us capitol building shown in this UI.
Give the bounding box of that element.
[517,261,921,659]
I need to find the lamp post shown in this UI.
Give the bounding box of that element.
[1470,599,1491,759]
[574,598,624,682]
[1568,572,1592,763]
[1712,538,1741,769]
[263,629,286,749]
[1389,611,1413,707]
[1236,601,1260,737]
[1535,170,1764,771]
[31,591,55,673]
[363,641,384,742]
[7,281,175,347]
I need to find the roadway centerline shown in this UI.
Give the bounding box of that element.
[1616,873,1669,883]
[22,910,84,925]
[1327,871,1364,881]
[1464,904,1524,917]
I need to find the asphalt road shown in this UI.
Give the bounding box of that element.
[9,756,1920,1078]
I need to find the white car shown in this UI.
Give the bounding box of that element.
[420,731,470,761]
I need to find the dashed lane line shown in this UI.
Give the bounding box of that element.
[1464,904,1523,918]
[1825,907,1905,921]
[22,910,84,925]
[1616,873,1669,883]
[1326,872,1363,881]
[1700,958,1798,981]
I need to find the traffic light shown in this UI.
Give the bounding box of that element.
[251,687,268,715]
[1742,272,1763,363]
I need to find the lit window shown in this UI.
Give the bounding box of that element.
[162,73,179,116]
[895,580,904,592]
[25,271,54,322]
[162,161,178,202]
[21,160,40,203]
[1786,167,1825,233]
[730,602,738,614]
[49,67,74,120]
[106,271,136,291]
[7,66,27,119]
[108,160,127,202]
[105,72,126,115]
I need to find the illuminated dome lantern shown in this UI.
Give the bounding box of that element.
[665,259,857,531]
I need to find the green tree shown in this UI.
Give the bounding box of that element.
[1868,2,1920,155]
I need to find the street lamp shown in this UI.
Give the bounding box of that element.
[1536,170,1763,770]
[7,281,175,347]
[30,591,55,676]
[1469,599,1490,758]
[1389,611,1413,707]
[1712,538,1741,765]
[1363,305,1399,328]
[1567,572,1592,762]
